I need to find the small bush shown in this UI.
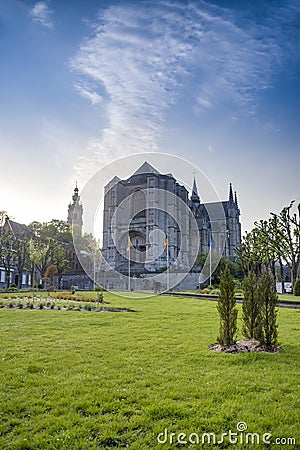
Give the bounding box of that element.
[84,303,92,311]
[293,280,300,296]
[199,288,211,294]
[8,302,15,308]
[39,302,44,309]
[70,285,76,295]
[48,285,56,292]
[37,284,43,290]
[96,287,104,304]
[8,286,18,292]
[17,302,23,309]
[50,303,55,309]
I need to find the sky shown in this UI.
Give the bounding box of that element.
[0,0,299,236]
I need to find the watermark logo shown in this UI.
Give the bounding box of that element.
[157,422,296,446]
[72,152,226,297]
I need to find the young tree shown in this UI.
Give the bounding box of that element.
[217,265,238,346]
[44,264,58,286]
[259,271,278,346]
[242,271,263,341]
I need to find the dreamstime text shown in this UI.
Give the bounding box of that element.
[157,422,296,446]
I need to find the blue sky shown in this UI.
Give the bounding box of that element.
[0,0,299,234]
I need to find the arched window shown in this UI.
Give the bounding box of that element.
[131,190,146,218]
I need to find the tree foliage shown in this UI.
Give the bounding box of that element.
[28,220,72,287]
[259,271,278,346]
[242,271,263,341]
[217,265,238,346]
[237,201,300,290]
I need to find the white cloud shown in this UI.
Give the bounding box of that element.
[75,83,103,105]
[71,0,300,177]
[197,96,213,109]
[30,1,53,29]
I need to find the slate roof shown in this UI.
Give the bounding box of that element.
[4,218,32,238]
[132,161,160,176]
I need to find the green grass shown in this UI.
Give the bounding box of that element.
[0,293,299,449]
[278,294,300,302]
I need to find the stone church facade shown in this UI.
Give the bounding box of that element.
[101,162,241,277]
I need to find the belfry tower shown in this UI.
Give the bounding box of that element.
[67,183,83,237]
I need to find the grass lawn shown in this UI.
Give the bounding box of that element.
[0,293,299,449]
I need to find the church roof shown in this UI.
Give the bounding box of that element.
[132,161,160,176]
[4,218,32,238]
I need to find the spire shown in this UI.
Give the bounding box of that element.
[191,176,200,203]
[234,190,238,208]
[229,183,234,203]
[72,183,79,203]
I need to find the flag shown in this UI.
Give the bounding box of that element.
[126,236,131,252]
[164,235,168,248]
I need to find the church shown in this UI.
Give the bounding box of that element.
[100,161,241,283]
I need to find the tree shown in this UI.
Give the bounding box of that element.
[44,264,58,286]
[28,220,72,288]
[259,271,278,346]
[242,271,263,341]
[236,228,263,277]
[237,202,300,293]
[217,265,238,346]
[293,280,300,296]
[270,202,300,289]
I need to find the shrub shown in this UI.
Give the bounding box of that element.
[50,303,55,309]
[48,285,56,292]
[96,287,104,304]
[37,284,43,290]
[70,285,76,295]
[242,271,263,341]
[199,288,212,295]
[259,272,278,346]
[84,303,92,311]
[216,265,237,346]
[8,286,18,292]
[39,302,44,309]
[17,302,23,309]
[293,280,300,296]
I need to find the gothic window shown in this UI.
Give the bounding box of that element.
[131,189,146,218]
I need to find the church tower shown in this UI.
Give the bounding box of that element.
[67,183,83,237]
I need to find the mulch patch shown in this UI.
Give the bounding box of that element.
[209,338,282,353]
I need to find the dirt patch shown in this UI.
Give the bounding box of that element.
[209,338,282,353]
